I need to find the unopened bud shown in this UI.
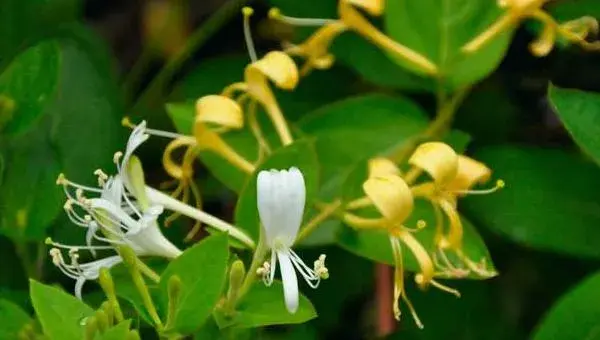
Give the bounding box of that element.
[84,316,98,340]
[95,309,109,333]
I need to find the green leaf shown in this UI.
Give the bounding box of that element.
[548,0,600,21]
[533,271,600,340]
[160,234,230,334]
[336,160,494,277]
[97,320,131,340]
[0,0,81,68]
[331,32,433,91]
[234,139,319,241]
[549,85,600,167]
[384,0,512,88]
[30,279,94,340]
[299,94,429,200]
[215,281,317,328]
[0,299,32,339]
[0,38,123,241]
[463,146,600,258]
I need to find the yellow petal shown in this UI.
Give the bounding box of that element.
[368,157,401,178]
[163,136,197,180]
[195,95,243,129]
[246,51,298,91]
[408,142,458,186]
[438,199,463,250]
[338,0,437,75]
[244,51,297,145]
[363,175,413,225]
[346,0,385,16]
[391,227,434,289]
[529,21,556,57]
[446,155,491,192]
[286,21,347,67]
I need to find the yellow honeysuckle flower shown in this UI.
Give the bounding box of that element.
[270,0,437,77]
[222,8,299,148]
[464,0,600,57]
[408,142,503,278]
[342,160,460,328]
[158,95,254,240]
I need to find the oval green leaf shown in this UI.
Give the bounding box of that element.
[215,281,317,329]
[30,279,94,340]
[463,146,600,258]
[384,0,513,88]
[549,85,600,167]
[533,271,600,340]
[159,234,230,334]
[0,299,32,339]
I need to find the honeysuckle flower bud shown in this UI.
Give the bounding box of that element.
[363,175,414,226]
[50,124,183,297]
[257,167,328,313]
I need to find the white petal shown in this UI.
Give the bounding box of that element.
[101,176,123,205]
[257,167,306,248]
[277,251,299,314]
[85,222,99,257]
[126,222,182,259]
[75,277,86,300]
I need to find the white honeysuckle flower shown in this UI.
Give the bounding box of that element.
[256,167,328,314]
[51,122,182,297]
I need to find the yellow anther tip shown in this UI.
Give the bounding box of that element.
[44,237,53,245]
[121,117,134,128]
[268,8,281,19]
[496,179,505,189]
[242,6,254,17]
[56,173,66,185]
[416,220,427,229]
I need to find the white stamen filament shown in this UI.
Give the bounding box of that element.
[269,8,337,27]
[242,7,258,62]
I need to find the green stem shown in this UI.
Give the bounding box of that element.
[237,233,267,301]
[296,200,342,243]
[133,0,251,110]
[387,87,471,163]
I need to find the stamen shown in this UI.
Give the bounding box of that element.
[46,238,115,251]
[242,7,258,62]
[56,173,67,185]
[313,254,329,279]
[452,179,505,195]
[121,117,135,128]
[94,169,109,187]
[144,127,186,139]
[268,7,337,26]
[415,274,461,298]
[113,152,123,165]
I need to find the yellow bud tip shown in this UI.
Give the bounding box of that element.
[416,220,427,229]
[242,6,254,17]
[121,116,134,128]
[496,179,505,189]
[56,173,66,185]
[44,237,53,245]
[268,8,281,19]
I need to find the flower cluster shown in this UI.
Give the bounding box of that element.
[50,122,182,298]
[343,142,503,327]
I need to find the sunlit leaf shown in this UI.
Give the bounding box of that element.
[30,280,94,340]
[159,234,229,334]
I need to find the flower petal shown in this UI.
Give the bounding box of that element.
[257,167,306,247]
[277,251,299,314]
[408,142,458,186]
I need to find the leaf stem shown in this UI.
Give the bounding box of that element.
[296,199,342,243]
[237,233,267,302]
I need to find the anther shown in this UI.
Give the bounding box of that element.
[56,173,67,185]
[94,169,109,187]
[113,152,123,164]
[242,6,258,62]
[121,117,135,128]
